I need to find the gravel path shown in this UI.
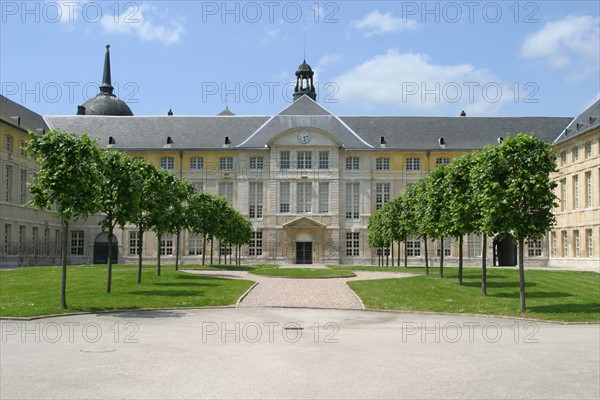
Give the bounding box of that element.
[183,270,416,309]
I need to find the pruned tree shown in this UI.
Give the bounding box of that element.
[444,154,479,285]
[26,130,103,308]
[97,150,140,293]
[422,164,451,278]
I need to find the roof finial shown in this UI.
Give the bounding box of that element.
[99,44,114,95]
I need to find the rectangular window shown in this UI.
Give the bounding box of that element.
[346,183,360,219]
[160,234,173,256]
[249,182,263,219]
[249,231,263,256]
[279,182,290,213]
[466,235,481,258]
[406,240,421,257]
[436,239,452,257]
[560,151,567,166]
[18,226,25,254]
[3,224,11,255]
[346,232,360,256]
[376,157,390,170]
[572,146,579,162]
[375,183,391,210]
[220,157,234,170]
[129,231,139,256]
[586,229,593,258]
[297,151,312,169]
[585,171,592,207]
[436,158,450,166]
[346,157,360,170]
[20,170,27,204]
[44,227,49,255]
[585,141,593,158]
[160,157,174,170]
[574,230,580,257]
[551,232,557,257]
[219,243,232,256]
[562,231,568,257]
[573,175,579,209]
[319,182,329,213]
[70,230,84,256]
[190,157,204,170]
[561,181,567,212]
[318,152,329,170]
[249,157,263,170]
[280,151,290,169]
[406,158,421,171]
[4,165,13,202]
[20,141,26,157]
[188,235,203,256]
[527,238,543,257]
[5,135,12,152]
[218,182,234,203]
[32,227,38,256]
[297,182,312,213]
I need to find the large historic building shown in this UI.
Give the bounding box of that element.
[1,46,598,269]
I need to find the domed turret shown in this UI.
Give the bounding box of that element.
[293,59,316,102]
[77,45,133,116]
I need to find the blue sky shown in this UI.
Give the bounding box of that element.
[1,1,599,117]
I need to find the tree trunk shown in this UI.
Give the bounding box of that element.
[439,237,444,278]
[157,234,162,276]
[404,239,408,268]
[137,226,144,284]
[202,234,206,265]
[519,238,526,313]
[210,237,214,265]
[458,235,463,286]
[106,222,114,294]
[60,217,68,309]
[424,236,429,275]
[481,234,487,297]
[175,230,180,271]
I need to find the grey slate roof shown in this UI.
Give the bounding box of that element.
[554,99,600,144]
[340,116,573,150]
[0,95,49,133]
[44,115,269,150]
[43,96,573,151]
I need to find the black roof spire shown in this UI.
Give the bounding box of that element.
[99,44,114,95]
[293,59,316,102]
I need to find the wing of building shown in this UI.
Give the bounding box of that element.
[1,47,598,269]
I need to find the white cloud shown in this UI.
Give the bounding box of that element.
[351,10,417,36]
[520,15,600,82]
[318,54,342,67]
[332,50,513,115]
[100,4,184,46]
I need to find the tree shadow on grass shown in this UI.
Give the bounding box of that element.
[129,290,207,297]
[491,291,573,299]
[154,282,219,287]
[528,303,600,314]
[462,281,535,289]
[97,310,189,319]
[181,265,256,271]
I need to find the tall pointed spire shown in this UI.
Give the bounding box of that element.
[99,44,114,95]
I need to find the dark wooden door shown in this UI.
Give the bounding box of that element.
[296,242,312,264]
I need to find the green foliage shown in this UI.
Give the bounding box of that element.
[26,130,102,219]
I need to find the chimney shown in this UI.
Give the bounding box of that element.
[77,105,86,115]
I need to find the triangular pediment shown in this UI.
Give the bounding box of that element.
[236,96,373,149]
[282,216,327,229]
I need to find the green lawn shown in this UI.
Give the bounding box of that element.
[0,265,255,318]
[347,266,600,322]
[250,265,356,278]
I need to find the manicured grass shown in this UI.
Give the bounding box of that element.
[347,267,600,322]
[250,265,356,278]
[328,265,426,273]
[180,264,259,272]
[0,265,255,318]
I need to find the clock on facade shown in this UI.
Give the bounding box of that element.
[298,131,311,144]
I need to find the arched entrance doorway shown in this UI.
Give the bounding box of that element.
[93,232,118,264]
[495,234,517,266]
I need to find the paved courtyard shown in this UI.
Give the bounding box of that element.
[1,308,599,399]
